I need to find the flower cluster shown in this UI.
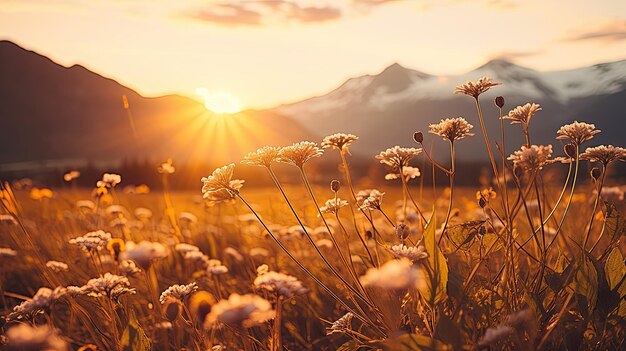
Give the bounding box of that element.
[205,293,275,328]
[502,103,541,131]
[69,230,112,251]
[321,133,359,152]
[254,264,307,298]
[319,197,349,215]
[428,117,474,142]
[390,244,428,262]
[201,164,245,201]
[160,282,199,304]
[356,189,385,211]
[556,121,600,145]
[580,145,626,165]
[241,146,281,168]
[375,146,422,171]
[454,77,501,98]
[360,258,422,290]
[278,141,324,167]
[508,145,553,171]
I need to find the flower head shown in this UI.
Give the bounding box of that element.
[121,240,168,269]
[580,145,626,165]
[360,258,422,290]
[429,117,474,142]
[11,287,67,319]
[158,159,176,174]
[319,197,349,215]
[356,189,385,211]
[454,77,501,98]
[278,142,323,167]
[82,273,135,300]
[46,261,69,273]
[97,173,121,188]
[242,146,281,168]
[6,324,69,351]
[390,244,428,262]
[385,166,420,182]
[206,259,229,275]
[502,103,541,131]
[160,282,199,304]
[63,170,80,182]
[69,230,112,251]
[508,145,553,171]
[201,164,244,200]
[556,121,600,145]
[0,247,17,257]
[254,265,307,298]
[375,146,422,171]
[321,133,359,153]
[206,293,275,328]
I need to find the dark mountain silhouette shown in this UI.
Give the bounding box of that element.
[0,40,314,170]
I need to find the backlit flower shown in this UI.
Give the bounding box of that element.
[158,159,176,174]
[390,244,428,262]
[360,258,422,290]
[46,261,69,273]
[319,197,349,215]
[69,230,112,251]
[254,265,307,298]
[556,121,600,145]
[454,77,501,98]
[82,273,135,300]
[278,142,324,167]
[502,103,541,131]
[356,189,385,211]
[326,312,354,335]
[97,173,121,188]
[121,240,168,269]
[206,293,275,328]
[508,145,553,171]
[429,117,474,142]
[201,164,245,200]
[241,146,281,168]
[6,324,69,351]
[580,145,626,165]
[375,146,422,171]
[160,282,199,304]
[385,166,421,182]
[321,133,359,153]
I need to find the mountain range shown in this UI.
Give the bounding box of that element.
[1,39,625,172]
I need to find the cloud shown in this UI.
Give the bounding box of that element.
[488,50,543,61]
[564,19,626,43]
[183,0,399,26]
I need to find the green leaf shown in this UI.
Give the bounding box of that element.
[573,254,598,313]
[445,220,484,250]
[381,333,451,351]
[121,311,151,351]
[419,215,449,305]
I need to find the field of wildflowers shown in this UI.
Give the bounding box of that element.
[1,77,625,350]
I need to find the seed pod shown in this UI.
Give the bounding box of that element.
[365,230,373,240]
[590,167,601,181]
[330,180,340,193]
[495,96,505,108]
[413,131,424,144]
[163,297,182,322]
[395,223,410,240]
[564,144,577,159]
[478,196,487,208]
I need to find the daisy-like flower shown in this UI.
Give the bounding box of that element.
[6,324,69,351]
[160,282,199,304]
[429,117,474,142]
[321,133,359,153]
[278,141,324,167]
[254,265,307,298]
[96,173,121,188]
[502,103,542,132]
[508,145,553,172]
[69,230,112,251]
[205,293,275,328]
[241,146,281,168]
[326,312,355,335]
[356,189,385,211]
[319,197,349,215]
[201,164,245,200]
[580,145,626,165]
[158,159,176,174]
[11,287,67,318]
[385,166,421,182]
[206,259,229,275]
[360,258,422,290]
[390,244,428,262]
[556,121,600,146]
[375,146,422,171]
[454,76,501,98]
[46,261,69,273]
[121,240,168,269]
[82,273,135,300]
[119,259,141,276]
[0,247,17,257]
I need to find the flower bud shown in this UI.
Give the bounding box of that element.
[590,167,601,181]
[365,230,373,240]
[330,180,340,193]
[494,96,505,108]
[395,223,410,240]
[413,131,424,144]
[564,144,577,159]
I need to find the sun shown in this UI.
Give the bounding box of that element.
[196,88,242,114]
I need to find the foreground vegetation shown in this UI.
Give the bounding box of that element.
[1,77,626,350]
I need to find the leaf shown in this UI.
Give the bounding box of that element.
[605,202,626,242]
[121,311,151,351]
[336,339,361,351]
[381,333,451,351]
[481,232,503,252]
[446,220,484,250]
[419,215,449,305]
[604,248,626,293]
[572,254,598,313]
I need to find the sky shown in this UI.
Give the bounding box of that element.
[1,0,625,109]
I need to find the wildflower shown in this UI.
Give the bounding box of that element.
[599,186,624,202]
[30,188,53,200]
[249,247,270,257]
[326,312,354,335]
[321,133,359,153]
[121,240,168,269]
[278,141,324,167]
[158,159,176,174]
[385,166,421,182]
[319,197,349,215]
[46,261,69,273]
[395,223,410,241]
[185,250,208,263]
[206,293,275,328]
[254,265,307,298]
[390,244,428,262]
[63,170,80,182]
[178,212,198,224]
[556,121,600,145]
[316,239,333,249]
[11,287,67,318]
[160,282,199,304]
[502,103,542,131]
[133,208,152,220]
[6,324,69,351]
[479,325,515,346]
[189,291,216,323]
[0,247,17,257]
[580,145,626,165]
[508,145,553,171]
[106,205,127,216]
[206,259,229,275]
[241,146,281,168]
[82,273,135,300]
[357,189,385,211]
[97,173,121,188]
[175,243,200,254]
[69,230,112,251]
[119,259,141,276]
[155,321,173,330]
[476,187,497,206]
[224,247,244,262]
[201,164,245,200]
[429,117,474,142]
[76,200,96,211]
[360,258,422,290]
[375,146,422,171]
[454,76,501,98]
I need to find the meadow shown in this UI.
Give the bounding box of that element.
[1,77,626,351]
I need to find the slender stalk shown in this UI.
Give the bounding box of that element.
[583,165,606,250]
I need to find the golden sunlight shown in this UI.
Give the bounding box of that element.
[196,87,242,114]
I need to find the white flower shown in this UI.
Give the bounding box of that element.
[502,103,541,131]
[429,117,474,142]
[254,267,307,298]
[46,261,69,273]
[158,159,176,174]
[508,145,553,171]
[580,145,626,165]
[82,273,135,300]
[134,207,153,220]
[11,287,67,318]
[249,247,270,257]
[224,247,244,262]
[178,212,198,224]
[319,197,349,215]
[160,282,198,304]
[201,164,245,200]
[454,76,501,98]
[207,259,229,275]
[6,324,68,351]
[360,258,422,290]
[206,293,275,328]
[119,259,141,276]
[97,173,121,188]
[69,230,112,251]
[357,189,385,211]
[121,240,168,268]
[75,200,96,211]
[556,121,600,145]
[0,247,17,257]
[175,243,200,254]
[375,146,421,171]
[321,133,359,152]
[390,244,428,262]
[385,166,420,182]
[278,142,324,167]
